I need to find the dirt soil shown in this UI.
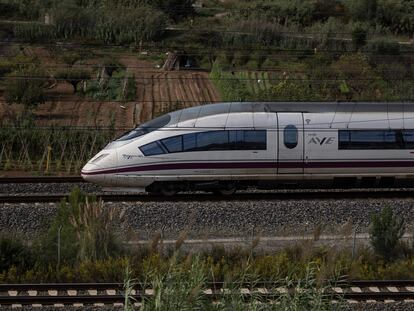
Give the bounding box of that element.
[0,47,221,128]
[120,55,221,124]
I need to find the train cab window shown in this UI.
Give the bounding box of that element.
[183,133,197,151]
[139,141,166,156]
[284,125,298,149]
[161,136,183,153]
[117,114,171,141]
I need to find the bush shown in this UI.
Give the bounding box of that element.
[55,68,91,93]
[0,235,33,273]
[4,67,46,109]
[209,62,250,101]
[370,206,405,261]
[365,38,400,55]
[36,187,123,265]
[352,25,367,50]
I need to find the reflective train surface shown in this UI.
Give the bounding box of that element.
[81,102,414,195]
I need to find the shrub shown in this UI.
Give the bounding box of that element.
[4,67,46,109]
[0,235,33,273]
[36,187,123,265]
[209,62,250,101]
[370,206,405,261]
[365,38,400,55]
[55,68,91,93]
[352,25,367,50]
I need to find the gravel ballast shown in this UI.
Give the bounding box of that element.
[1,197,414,239]
[0,183,101,195]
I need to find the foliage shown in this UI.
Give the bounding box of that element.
[352,25,367,50]
[13,23,56,42]
[55,68,91,93]
[10,3,166,44]
[140,255,207,310]
[2,222,414,284]
[0,235,33,274]
[209,62,250,101]
[0,126,119,174]
[376,0,414,35]
[365,38,400,55]
[95,7,166,44]
[84,70,136,101]
[370,206,405,261]
[36,187,124,265]
[328,53,383,100]
[52,5,96,39]
[345,0,377,21]
[151,0,195,21]
[4,67,46,109]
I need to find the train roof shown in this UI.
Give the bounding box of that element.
[161,102,414,128]
[169,102,414,118]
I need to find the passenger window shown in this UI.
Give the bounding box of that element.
[161,136,183,153]
[244,130,267,150]
[196,131,229,151]
[229,130,244,150]
[140,142,165,156]
[338,130,399,149]
[403,130,414,149]
[284,125,298,149]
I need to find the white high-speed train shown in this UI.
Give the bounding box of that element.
[81,102,414,195]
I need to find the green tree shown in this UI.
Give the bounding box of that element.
[369,206,405,261]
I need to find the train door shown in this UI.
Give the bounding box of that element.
[277,113,304,174]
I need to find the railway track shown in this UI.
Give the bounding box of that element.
[0,176,84,184]
[1,280,414,306]
[2,189,414,203]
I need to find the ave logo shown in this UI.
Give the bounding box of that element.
[308,137,335,145]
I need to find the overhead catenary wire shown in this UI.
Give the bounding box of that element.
[2,76,414,82]
[3,63,414,75]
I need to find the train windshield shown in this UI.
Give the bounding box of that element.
[116,114,171,141]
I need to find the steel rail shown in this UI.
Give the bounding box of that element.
[2,190,414,204]
[0,176,84,184]
[1,281,414,305]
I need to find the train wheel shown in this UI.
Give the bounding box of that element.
[213,183,237,196]
[148,182,178,196]
[158,183,178,196]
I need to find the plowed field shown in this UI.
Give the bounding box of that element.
[122,56,221,125]
[0,49,221,128]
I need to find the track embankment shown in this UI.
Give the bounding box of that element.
[1,193,414,241]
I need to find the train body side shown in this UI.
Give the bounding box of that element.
[81,102,414,192]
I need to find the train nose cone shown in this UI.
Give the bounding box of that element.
[81,162,105,184]
[81,152,117,185]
